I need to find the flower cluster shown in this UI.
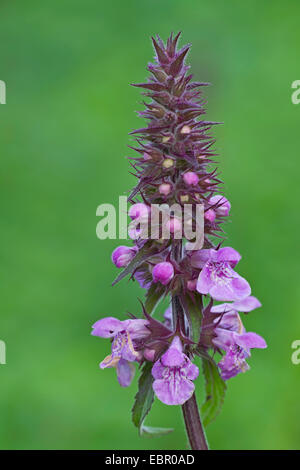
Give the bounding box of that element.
[92,34,266,412]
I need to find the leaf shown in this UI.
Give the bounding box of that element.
[132,362,174,438]
[201,357,226,427]
[112,241,152,286]
[181,293,202,346]
[144,284,164,315]
[140,425,173,437]
[132,362,154,431]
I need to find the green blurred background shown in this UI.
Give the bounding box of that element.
[1,0,299,450]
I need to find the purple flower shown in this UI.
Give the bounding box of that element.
[111,245,137,268]
[152,261,174,285]
[211,309,266,380]
[152,336,199,405]
[191,247,251,301]
[218,332,267,380]
[209,195,231,217]
[91,317,149,387]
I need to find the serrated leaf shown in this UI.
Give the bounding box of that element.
[112,241,152,286]
[144,283,164,315]
[132,362,154,430]
[201,357,226,427]
[140,425,173,437]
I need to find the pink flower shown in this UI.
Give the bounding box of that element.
[152,336,199,405]
[92,317,149,387]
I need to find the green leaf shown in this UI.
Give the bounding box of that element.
[140,425,173,437]
[201,357,226,427]
[132,362,154,430]
[144,283,164,315]
[132,362,174,438]
[112,241,152,286]
[182,294,202,346]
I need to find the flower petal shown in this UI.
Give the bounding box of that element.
[196,264,213,294]
[236,332,267,351]
[189,249,212,268]
[153,377,195,405]
[232,296,262,313]
[91,317,123,338]
[117,359,135,387]
[216,247,241,267]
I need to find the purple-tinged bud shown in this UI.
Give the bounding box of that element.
[111,245,137,268]
[159,183,172,196]
[166,218,182,234]
[209,195,231,217]
[144,348,156,362]
[183,171,199,186]
[152,261,174,285]
[205,209,216,223]
[187,278,197,291]
[129,203,150,221]
[143,152,151,160]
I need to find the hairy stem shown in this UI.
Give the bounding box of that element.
[181,393,209,450]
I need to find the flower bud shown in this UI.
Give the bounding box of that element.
[129,203,150,221]
[152,261,174,285]
[187,278,197,291]
[209,195,231,217]
[180,194,189,203]
[159,183,172,196]
[144,348,156,362]
[166,218,182,234]
[183,171,199,186]
[204,209,216,223]
[111,246,137,268]
[163,158,174,169]
[181,125,191,134]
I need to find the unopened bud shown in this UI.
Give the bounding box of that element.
[180,194,189,203]
[152,261,174,285]
[209,195,231,217]
[111,246,137,268]
[181,125,191,134]
[205,209,216,223]
[163,158,174,169]
[183,171,199,186]
[159,183,172,196]
[187,278,198,291]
